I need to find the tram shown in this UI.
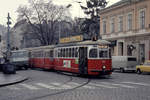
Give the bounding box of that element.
[54,40,112,75]
[12,39,112,76]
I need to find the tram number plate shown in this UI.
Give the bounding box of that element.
[63,60,71,68]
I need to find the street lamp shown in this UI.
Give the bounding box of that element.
[6,13,11,62]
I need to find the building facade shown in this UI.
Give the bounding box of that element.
[100,0,150,63]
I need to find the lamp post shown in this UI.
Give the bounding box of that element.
[6,13,11,62]
[2,13,16,74]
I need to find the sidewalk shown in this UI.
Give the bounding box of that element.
[0,72,28,87]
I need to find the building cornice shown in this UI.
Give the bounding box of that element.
[100,0,146,15]
[102,29,150,40]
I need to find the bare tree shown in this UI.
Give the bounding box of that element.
[16,0,71,46]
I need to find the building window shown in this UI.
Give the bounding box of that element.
[139,10,145,29]
[118,16,123,32]
[103,20,106,34]
[118,42,124,56]
[110,18,115,33]
[127,13,132,30]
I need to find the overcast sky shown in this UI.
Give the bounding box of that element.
[0,0,120,26]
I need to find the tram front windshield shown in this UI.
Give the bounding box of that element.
[89,47,109,59]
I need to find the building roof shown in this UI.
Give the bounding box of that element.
[100,0,143,14]
[108,0,129,8]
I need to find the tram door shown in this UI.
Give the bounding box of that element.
[79,47,88,74]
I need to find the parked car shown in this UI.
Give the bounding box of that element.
[112,56,138,72]
[136,60,150,74]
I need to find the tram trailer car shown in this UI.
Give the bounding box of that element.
[29,45,55,70]
[10,49,29,70]
[54,40,112,76]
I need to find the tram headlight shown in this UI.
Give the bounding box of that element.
[102,66,106,69]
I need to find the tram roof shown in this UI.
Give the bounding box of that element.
[22,45,55,51]
[56,40,110,47]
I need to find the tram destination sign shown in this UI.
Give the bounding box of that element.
[60,35,83,43]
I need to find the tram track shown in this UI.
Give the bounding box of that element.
[27,75,91,100]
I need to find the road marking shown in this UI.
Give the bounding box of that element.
[61,84,72,89]
[68,82,80,86]
[8,86,20,90]
[101,82,136,88]
[89,83,117,89]
[121,82,150,86]
[68,82,95,89]
[35,83,59,89]
[20,84,40,90]
[82,85,95,89]
[51,82,61,86]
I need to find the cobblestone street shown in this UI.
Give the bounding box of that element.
[0,70,150,100]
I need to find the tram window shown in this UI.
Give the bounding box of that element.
[45,51,49,57]
[30,52,33,58]
[34,52,37,57]
[72,48,75,57]
[75,48,78,57]
[50,50,53,57]
[35,52,38,57]
[66,48,69,57]
[54,50,58,57]
[31,52,34,58]
[58,49,61,57]
[36,51,43,57]
[62,49,65,57]
[89,48,98,58]
[99,50,108,58]
[60,49,62,57]
[69,48,71,57]
[40,51,43,57]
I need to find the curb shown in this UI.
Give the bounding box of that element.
[0,77,28,87]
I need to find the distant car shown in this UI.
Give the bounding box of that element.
[112,56,137,72]
[10,49,29,70]
[136,60,150,74]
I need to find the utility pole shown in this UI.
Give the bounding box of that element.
[2,13,16,74]
[6,13,11,62]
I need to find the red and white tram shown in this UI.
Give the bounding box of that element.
[54,40,112,75]
[28,40,112,76]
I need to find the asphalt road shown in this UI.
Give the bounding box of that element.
[0,69,150,100]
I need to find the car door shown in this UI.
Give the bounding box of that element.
[142,61,150,72]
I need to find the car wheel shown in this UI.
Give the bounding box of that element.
[120,68,124,73]
[136,69,142,74]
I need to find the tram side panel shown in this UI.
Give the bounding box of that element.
[54,58,79,73]
[54,47,80,73]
